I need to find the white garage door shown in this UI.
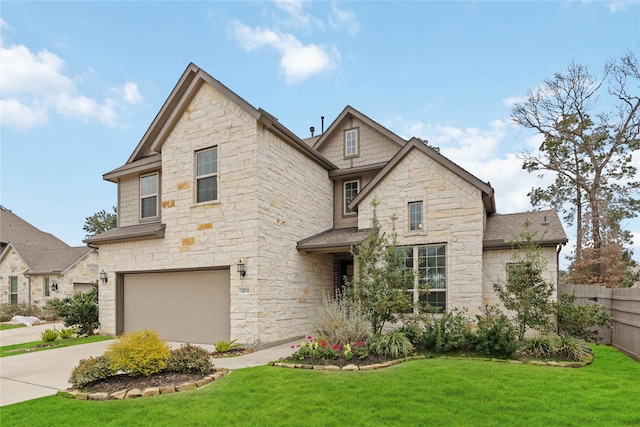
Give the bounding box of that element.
[123,270,230,344]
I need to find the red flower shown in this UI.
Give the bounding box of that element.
[307,336,312,340]
[355,341,365,347]
[291,345,295,349]
[320,340,326,347]
[332,345,341,350]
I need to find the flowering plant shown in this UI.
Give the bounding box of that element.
[290,336,369,362]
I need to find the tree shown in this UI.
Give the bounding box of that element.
[345,199,416,335]
[511,52,640,276]
[48,283,100,336]
[83,206,117,238]
[493,221,555,340]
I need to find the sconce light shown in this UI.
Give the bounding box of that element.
[237,259,246,278]
[100,270,108,284]
[51,282,58,292]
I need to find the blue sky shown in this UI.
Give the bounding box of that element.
[1,1,639,267]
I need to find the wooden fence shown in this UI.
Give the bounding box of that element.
[558,284,640,361]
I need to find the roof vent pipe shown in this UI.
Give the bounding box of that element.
[310,126,315,137]
[321,116,325,134]
[542,215,549,226]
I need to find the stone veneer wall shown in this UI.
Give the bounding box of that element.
[99,82,334,347]
[357,149,486,315]
[482,246,559,309]
[0,248,29,305]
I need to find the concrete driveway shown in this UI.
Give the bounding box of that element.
[0,323,297,407]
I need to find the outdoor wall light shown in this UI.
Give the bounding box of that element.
[237,259,246,278]
[100,270,108,284]
[51,282,58,292]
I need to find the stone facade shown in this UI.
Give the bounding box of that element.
[91,64,566,348]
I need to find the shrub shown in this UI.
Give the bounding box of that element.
[167,344,213,375]
[422,309,473,352]
[40,328,59,342]
[69,356,115,388]
[214,339,242,353]
[555,292,612,342]
[313,296,372,345]
[395,320,424,348]
[0,303,56,322]
[290,336,341,361]
[556,336,591,361]
[474,306,518,359]
[58,327,75,339]
[520,336,558,359]
[104,329,171,377]
[48,283,99,336]
[369,332,414,359]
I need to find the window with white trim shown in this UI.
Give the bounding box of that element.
[399,244,446,312]
[10,276,18,304]
[140,173,159,219]
[344,129,358,157]
[343,180,359,215]
[196,147,218,203]
[409,201,423,231]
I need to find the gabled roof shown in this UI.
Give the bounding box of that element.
[312,106,408,151]
[484,209,567,249]
[296,227,370,253]
[348,138,497,214]
[0,242,94,275]
[0,206,69,249]
[116,63,335,177]
[84,222,166,245]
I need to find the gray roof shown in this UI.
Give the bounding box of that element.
[0,206,68,249]
[297,228,370,253]
[84,222,166,245]
[9,243,94,275]
[484,209,567,249]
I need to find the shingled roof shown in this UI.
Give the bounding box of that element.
[0,206,68,250]
[484,209,567,249]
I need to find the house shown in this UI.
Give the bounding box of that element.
[86,63,567,347]
[0,206,99,306]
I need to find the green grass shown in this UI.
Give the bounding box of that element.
[2,345,638,426]
[0,335,112,357]
[0,323,26,330]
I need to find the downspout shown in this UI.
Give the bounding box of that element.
[24,272,31,306]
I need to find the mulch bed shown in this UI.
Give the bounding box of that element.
[81,370,216,394]
[282,353,394,367]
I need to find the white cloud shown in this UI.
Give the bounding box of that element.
[231,21,338,84]
[502,95,526,107]
[608,1,628,12]
[1,18,11,30]
[329,3,360,35]
[0,41,142,130]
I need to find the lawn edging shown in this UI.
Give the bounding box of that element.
[58,369,230,401]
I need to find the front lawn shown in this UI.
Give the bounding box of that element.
[0,335,112,357]
[3,345,638,426]
[0,324,26,331]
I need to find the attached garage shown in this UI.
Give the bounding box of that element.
[121,269,230,344]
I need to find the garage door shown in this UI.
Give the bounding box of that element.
[123,270,230,344]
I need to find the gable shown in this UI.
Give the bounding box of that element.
[350,139,496,215]
[313,106,406,169]
[0,206,69,249]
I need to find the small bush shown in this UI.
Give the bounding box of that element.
[555,292,612,342]
[313,296,372,345]
[422,309,473,352]
[556,336,591,361]
[474,306,518,359]
[395,320,424,348]
[520,336,558,359]
[48,283,99,336]
[290,336,341,361]
[369,332,414,359]
[40,328,59,342]
[58,327,75,339]
[104,329,171,377]
[167,344,213,375]
[69,356,115,388]
[0,303,56,322]
[214,339,242,353]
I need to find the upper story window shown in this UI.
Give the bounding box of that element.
[140,173,159,219]
[409,201,423,231]
[196,147,218,203]
[344,180,359,215]
[344,129,359,158]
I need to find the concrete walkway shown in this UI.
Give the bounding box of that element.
[0,324,297,407]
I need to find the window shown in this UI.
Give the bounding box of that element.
[344,129,358,157]
[409,201,423,231]
[343,180,359,215]
[10,276,18,304]
[44,277,50,297]
[140,173,159,219]
[399,244,447,312]
[196,147,218,203]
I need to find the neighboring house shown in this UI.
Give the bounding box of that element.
[0,206,98,305]
[86,63,567,347]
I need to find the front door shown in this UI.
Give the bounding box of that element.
[337,259,354,297]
